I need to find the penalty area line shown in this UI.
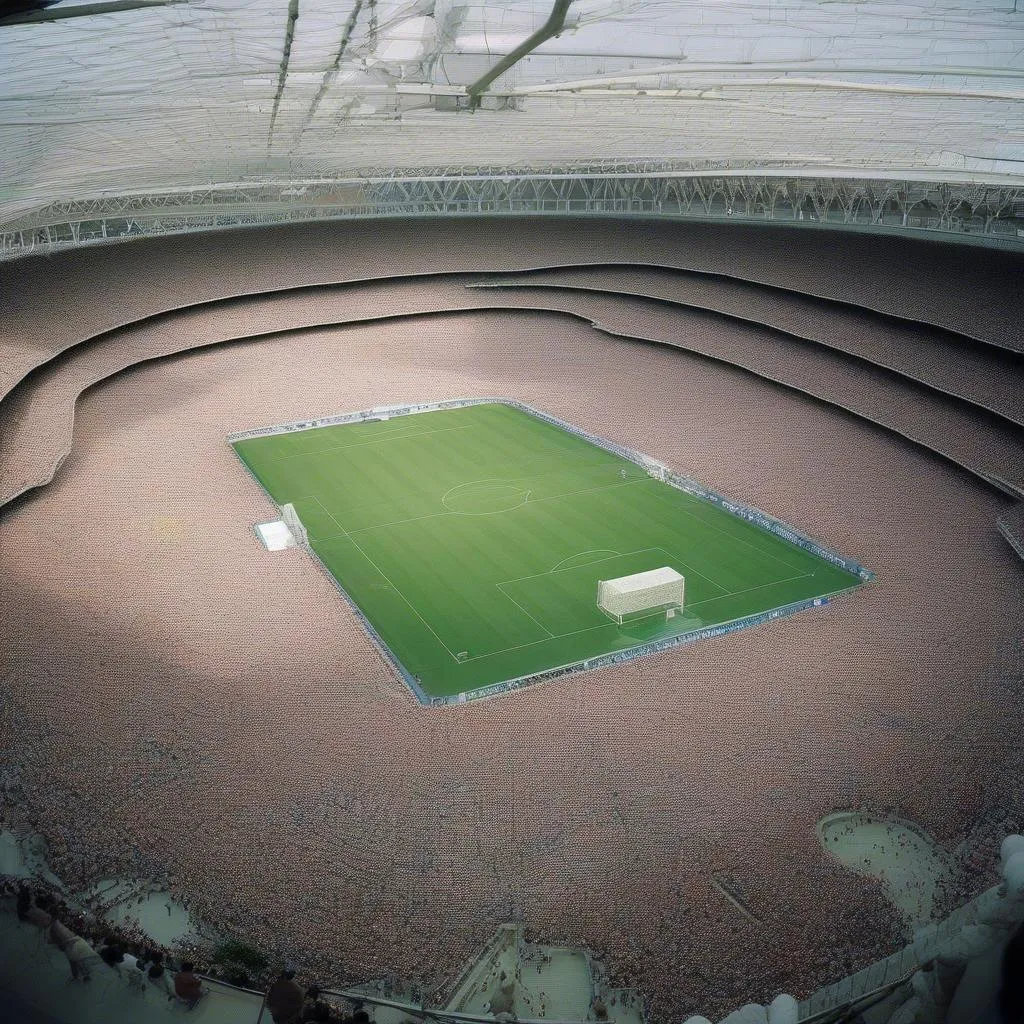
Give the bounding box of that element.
[495,582,555,638]
[495,546,668,588]
[310,496,462,664]
[685,571,814,610]
[456,605,675,664]
[547,548,622,573]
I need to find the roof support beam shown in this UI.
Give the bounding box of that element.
[302,0,364,130]
[268,0,300,148]
[0,0,186,27]
[465,0,573,109]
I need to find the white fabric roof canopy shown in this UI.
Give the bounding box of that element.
[1,0,1022,224]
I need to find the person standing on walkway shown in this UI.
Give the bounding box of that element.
[174,961,206,1009]
[267,968,305,1024]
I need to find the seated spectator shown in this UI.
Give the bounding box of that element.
[1000,922,1023,1023]
[99,941,126,972]
[174,961,206,1010]
[121,948,148,991]
[21,891,54,936]
[16,885,32,921]
[267,968,305,1024]
[49,918,101,983]
[302,985,335,1023]
[147,951,174,997]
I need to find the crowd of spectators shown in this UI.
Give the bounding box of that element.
[2,243,1023,1024]
[6,879,373,1022]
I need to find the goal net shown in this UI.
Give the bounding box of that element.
[278,502,309,549]
[597,567,685,624]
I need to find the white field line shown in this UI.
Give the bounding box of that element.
[664,552,728,595]
[348,476,653,535]
[684,571,814,610]
[459,603,675,664]
[494,583,555,638]
[326,452,619,525]
[548,548,621,572]
[646,486,805,574]
[311,495,461,664]
[496,546,670,587]
[497,544,727,598]
[269,424,473,461]
[440,479,531,515]
[348,508,460,535]
[463,570,818,664]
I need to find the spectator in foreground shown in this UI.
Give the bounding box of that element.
[267,968,306,1024]
[147,950,175,997]
[999,923,1023,1023]
[20,890,54,938]
[15,885,31,920]
[174,961,206,1010]
[49,917,102,983]
[99,941,126,973]
[121,948,148,991]
[301,984,335,1022]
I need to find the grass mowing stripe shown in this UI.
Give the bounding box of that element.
[232,403,864,697]
[268,424,475,461]
[495,583,556,638]
[686,572,814,609]
[349,476,652,534]
[311,495,462,664]
[642,481,807,575]
[495,546,667,586]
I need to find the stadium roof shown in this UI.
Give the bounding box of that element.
[1,0,1022,231]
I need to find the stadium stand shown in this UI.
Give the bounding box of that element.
[1,219,1023,403]
[3,278,1021,512]
[2,231,1023,1016]
[469,266,1024,425]
[3,3,1024,1020]
[997,505,1024,563]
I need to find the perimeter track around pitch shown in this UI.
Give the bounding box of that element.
[233,403,861,697]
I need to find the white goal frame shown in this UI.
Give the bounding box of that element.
[278,502,309,549]
[597,567,685,625]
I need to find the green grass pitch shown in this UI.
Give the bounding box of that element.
[233,403,861,699]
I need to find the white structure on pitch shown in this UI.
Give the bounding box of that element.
[278,502,309,549]
[597,567,685,625]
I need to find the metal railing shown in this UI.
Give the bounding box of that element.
[2,167,1022,261]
